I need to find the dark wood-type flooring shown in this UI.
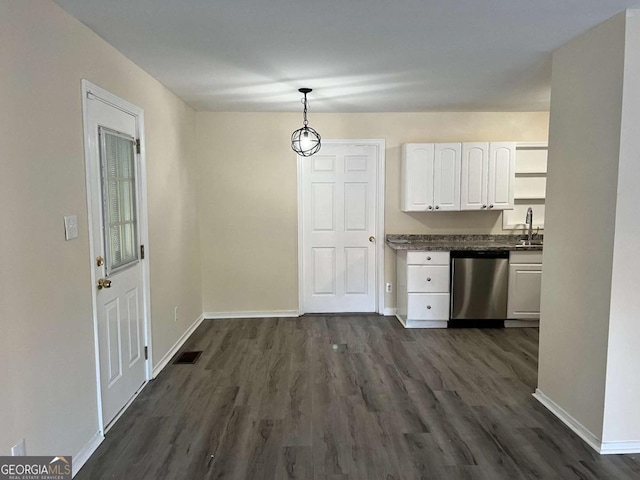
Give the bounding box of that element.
[76,315,640,479]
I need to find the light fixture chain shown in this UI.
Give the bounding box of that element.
[302,92,308,126]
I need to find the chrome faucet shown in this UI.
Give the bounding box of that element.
[525,207,534,244]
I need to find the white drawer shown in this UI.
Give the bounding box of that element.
[406,251,450,265]
[407,293,450,320]
[407,265,450,292]
[510,251,543,264]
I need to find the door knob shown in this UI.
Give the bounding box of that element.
[369,236,376,243]
[97,278,112,290]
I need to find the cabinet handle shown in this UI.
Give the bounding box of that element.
[435,206,440,210]
[428,205,433,210]
[489,204,494,209]
[427,305,432,310]
[426,277,431,282]
[482,205,487,209]
[426,256,431,261]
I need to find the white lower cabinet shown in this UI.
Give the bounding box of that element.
[507,251,542,322]
[397,250,450,328]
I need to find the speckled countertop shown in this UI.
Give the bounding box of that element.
[386,234,543,251]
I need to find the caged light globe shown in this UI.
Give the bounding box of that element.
[291,88,321,157]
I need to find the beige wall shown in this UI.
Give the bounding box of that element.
[603,10,640,443]
[0,0,202,459]
[538,12,625,440]
[196,111,549,313]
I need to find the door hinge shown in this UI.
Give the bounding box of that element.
[135,138,141,154]
[144,346,148,360]
[140,245,145,259]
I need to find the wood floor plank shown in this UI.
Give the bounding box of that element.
[75,316,640,480]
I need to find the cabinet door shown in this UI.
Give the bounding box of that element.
[401,144,434,211]
[507,264,542,319]
[460,142,489,210]
[433,143,461,211]
[488,142,515,210]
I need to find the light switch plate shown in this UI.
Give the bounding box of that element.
[64,215,78,240]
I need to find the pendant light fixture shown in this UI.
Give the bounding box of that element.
[291,88,321,157]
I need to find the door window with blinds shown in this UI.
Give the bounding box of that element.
[99,126,139,275]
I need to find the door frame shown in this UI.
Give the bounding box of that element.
[297,139,386,315]
[81,80,153,434]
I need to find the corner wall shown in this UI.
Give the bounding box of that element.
[602,10,640,445]
[538,10,640,450]
[0,0,202,460]
[196,112,549,314]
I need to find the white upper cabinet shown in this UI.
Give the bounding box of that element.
[433,143,461,211]
[402,141,515,212]
[488,142,516,210]
[401,143,435,211]
[460,142,489,210]
[401,143,461,212]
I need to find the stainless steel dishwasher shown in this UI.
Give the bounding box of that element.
[450,250,509,321]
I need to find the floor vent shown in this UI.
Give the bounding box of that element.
[173,351,202,364]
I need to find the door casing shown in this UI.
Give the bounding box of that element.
[81,79,153,434]
[297,139,386,315]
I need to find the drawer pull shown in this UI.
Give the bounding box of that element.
[427,256,431,261]
[427,305,432,309]
[426,277,431,282]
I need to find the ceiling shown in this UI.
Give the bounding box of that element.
[54,0,640,113]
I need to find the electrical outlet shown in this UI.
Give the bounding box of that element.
[386,282,393,293]
[174,306,179,322]
[11,439,25,456]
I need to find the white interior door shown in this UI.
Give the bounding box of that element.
[85,90,147,429]
[301,143,379,313]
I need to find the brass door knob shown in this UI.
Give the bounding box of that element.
[97,278,112,290]
[369,236,376,243]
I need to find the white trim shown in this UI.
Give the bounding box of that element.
[534,389,640,454]
[81,80,152,435]
[152,313,205,377]
[204,310,299,319]
[395,314,448,329]
[383,307,397,316]
[72,431,103,478]
[600,441,640,455]
[533,388,603,453]
[297,157,305,316]
[296,139,386,315]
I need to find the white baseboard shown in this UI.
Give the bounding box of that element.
[533,389,603,454]
[600,440,640,454]
[152,313,205,378]
[204,310,299,319]
[72,430,103,477]
[395,314,447,329]
[534,389,640,454]
[382,307,397,316]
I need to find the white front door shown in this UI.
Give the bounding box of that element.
[84,88,147,429]
[300,142,380,313]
